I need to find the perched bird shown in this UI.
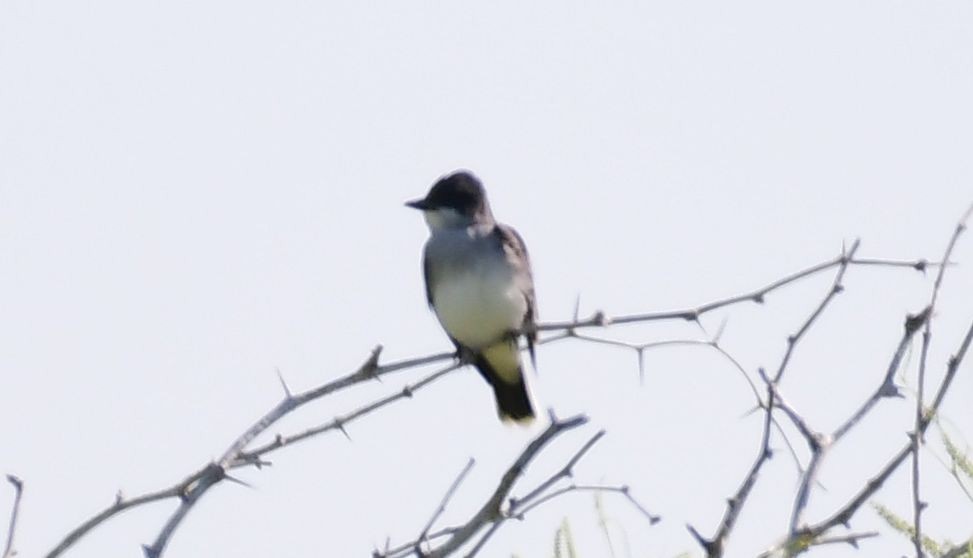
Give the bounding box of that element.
[406,170,537,422]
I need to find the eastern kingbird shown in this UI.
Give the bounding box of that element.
[406,170,537,422]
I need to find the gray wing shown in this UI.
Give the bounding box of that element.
[494,224,538,368]
[422,247,435,307]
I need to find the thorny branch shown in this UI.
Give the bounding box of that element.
[731,207,972,558]
[686,240,861,558]
[32,248,946,558]
[797,318,973,546]
[377,415,659,558]
[911,204,972,558]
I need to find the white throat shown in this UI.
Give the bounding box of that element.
[423,207,470,231]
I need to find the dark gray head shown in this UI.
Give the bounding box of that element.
[405,170,494,229]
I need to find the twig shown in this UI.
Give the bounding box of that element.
[687,374,776,558]
[537,251,908,332]
[417,458,476,551]
[234,365,459,466]
[379,415,599,558]
[911,203,972,558]
[423,415,589,558]
[45,468,210,558]
[512,484,659,524]
[687,241,859,557]
[832,310,927,442]
[802,318,973,541]
[773,309,929,543]
[3,475,23,558]
[772,240,859,383]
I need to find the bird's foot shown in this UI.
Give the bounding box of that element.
[454,346,476,365]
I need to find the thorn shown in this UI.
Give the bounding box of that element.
[275,367,292,398]
[684,310,700,322]
[364,345,384,380]
[713,317,728,344]
[336,418,352,441]
[686,524,712,551]
[275,433,284,446]
[115,490,124,505]
[787,335,796,345]
[637,348,646,385]
[593,310,608,326]
[913,259,928,273]
[879,382,902,398]
[764,447,774,460]
[223,473,253,489]
[546,408,558,425]
[905,308,931,334]
[752,293,765,304]
[847,539,859,549]
[247,456,273,469]
[832,284,844,295]
[402,385,414,398]
[740,404,763,418]
[918,500,928,511]
[142,544,158,558]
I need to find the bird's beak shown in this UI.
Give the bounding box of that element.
[405,198,431,210]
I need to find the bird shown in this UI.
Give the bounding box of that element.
[406,170,537,422]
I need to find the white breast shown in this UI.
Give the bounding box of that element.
[432,267,526,349]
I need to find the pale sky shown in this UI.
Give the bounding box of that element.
[2,2,972,557]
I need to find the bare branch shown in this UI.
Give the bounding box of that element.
[831,310,927,442]
[912,202,972,558]
[45,467,211,558]
[772,308,929,542]
[688,242,861,557]
[378,416,626,558]
[771,240,859,383]
[423,415,589,558]
[513,484,659,525]
[417,458,476,550]
[512,429,605,508]
[687,373,776,558]
[234,365,459,466]
[537,250,909,333]
[804,318,973,541]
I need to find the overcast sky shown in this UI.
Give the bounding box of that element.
[2,2,972,557]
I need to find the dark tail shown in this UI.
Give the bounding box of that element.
[473,350,535,423]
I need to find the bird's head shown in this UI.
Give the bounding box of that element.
[406,170,494,230]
